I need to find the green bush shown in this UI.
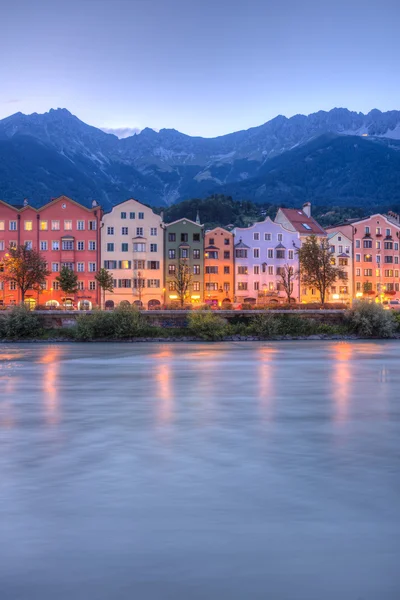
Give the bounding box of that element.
[3,305,43,339]
[75,306,146,340]
[347,300,396,338]
[277,314,318,336]
[187,311,228,340]
[250,313,280,338]
[112,306,146,338]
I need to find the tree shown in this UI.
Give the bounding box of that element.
[171,259,192,307]
[95,268,114,309]
[297,235,341,305]
[56,266,78,308]
[2,244,49,303]
[278,263,298,303]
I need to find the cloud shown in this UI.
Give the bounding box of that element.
[101,127,142,139]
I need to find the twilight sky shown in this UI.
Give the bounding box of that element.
[1,0,399,137]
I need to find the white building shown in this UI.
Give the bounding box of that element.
[101,199,164,308]
[327,230,353,302]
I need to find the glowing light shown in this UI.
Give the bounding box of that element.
[356,292,363,298]
[191,295,201,299]
[169,294,178,299]
[332,294,340,300]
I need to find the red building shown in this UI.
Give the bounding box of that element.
[0,196,102,308]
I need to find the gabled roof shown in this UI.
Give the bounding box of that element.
[279,208,326,236]
[337,253,350,258]
[205,245,219,251]
[275,243,286,249]
[235,239,250,249]
[165,217,203,228]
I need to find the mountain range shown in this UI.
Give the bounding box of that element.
[0,107,400,209]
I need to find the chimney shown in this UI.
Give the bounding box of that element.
[23,198,29,206]
[196,210,200,225]
[302,202,311,217]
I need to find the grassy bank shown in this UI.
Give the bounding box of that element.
[1,302,400,342]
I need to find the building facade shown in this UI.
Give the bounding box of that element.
[232,218,300,304]
[327,230,353,302]
[101,199,164,309]
[0,196,102,308]
[164,217,204,305]
[204,227,234,305]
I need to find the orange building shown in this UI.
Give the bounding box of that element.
[204,227,234,305]
[0,196,102,308]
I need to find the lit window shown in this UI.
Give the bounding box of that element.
[0,220,4,231]
[40,220,48,231]
[24,221,33,231]
[64,220,72,231]
[51,220,60,231]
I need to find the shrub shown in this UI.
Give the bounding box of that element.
[187,311,228,340]
[112,306,146,338]
[4,305,43,339]
[250,313,280,338]
[75,306,146,340]
[277,314,318,336]
[347,300,396,338]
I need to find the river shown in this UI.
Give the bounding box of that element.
[0,341,399,599]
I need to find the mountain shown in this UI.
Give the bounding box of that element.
[0,107,400,208]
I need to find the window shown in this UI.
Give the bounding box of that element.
[147,261,160,270]
[0,220,4,231]
[147,279,160,288]
[40,241,48,251]
[77,220,85,230]
[384,241,393,250]
[395,243,399,251]
[376,241,381,250]
[365,226,370,234]
[395,257,399,265]
[276,249,285,259]
[77,262,84,272]
[136,227,144,236]
[107,226,114,235]
[104,261,117,269]
[64,220,72,231]
[224,283,230,292]
[107,243,114,252]
[345,246,350,254]
[193,249,200,259]
[209,238,215,245]
[193,282,200,292]
[88,221,97,231]
[118,279,132,288]
[386,228,391,236]
[384,269,394,277]
[9,241,17,249]
[133,278,145,288]
[302,223,312,231]
[51,220,60,231]
[205,266,218,274]
[355,254,361,262]
[52,281,59,291]
[180,248,189,259]
[253,248,260,258]
[264,233,271,241]
[129,212,135,219]
[24,221,33,231]
[62,240,74,250]
[238,266,248,275]
[267,249,273,259]
[253,232,260,241]
[224,266,230,274]
[376,269,381,277]
[62,262,74,271]
[330,245,335,253]
[134,260,146,269]
[224,238,230,245]
[52,263,59,272]
[254,281,259,291]
[150,227,157,236]
[356,282,361,291]
[206,251,218,259]
[77,281,84,291]
[118,260,131,269]
[364,254,372,262]
[121,243,129,252]
[288,250,294,260]
[254,266,260,275]
[339,258,348,266]
[52,240,59,251]
[181,233,188,242]
[138,212,144,220]
[338,245,343,253]
[269,282,274,291]
[77,241,84,251]
[10,281,16,290]
[168,264,175,275]
[89,281,96,291]
[376,227,381,235]
[150,244,157,252]
[88,262,96,272]
[268,266,274,275]
[355,239,360,248]
[364,269,373,276]
[193,233,200,242]
[277,233,283,241]
[121,212,127,219]
[121,227,129,235]
[10,221,17,231]
[206,282,218,292]
[168,281,176,291]
[168,249,176,259]
[224,251,230,259]
[0,241,4,251]
[193,265,200,275]
[238,282,248,291]
[235,249,248,258]
[376,255,381,263]
[168,233,176,242]
[384,256,394,263]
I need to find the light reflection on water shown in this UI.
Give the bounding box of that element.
[0,341,399,600]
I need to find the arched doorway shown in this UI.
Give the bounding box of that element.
[78,300,92,310]
[105,300,115,310]
[24,298,36,309]
[244,297,256,304]
[63,298,74,309]
[46,300,59,308]
[222,298,231,304]
[133,300,143,308]
[148,299,161,310]
[119,300,131,307]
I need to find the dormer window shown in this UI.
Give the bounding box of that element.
[302,223,312,230]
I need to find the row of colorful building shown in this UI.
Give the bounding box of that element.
[0,195,399,308]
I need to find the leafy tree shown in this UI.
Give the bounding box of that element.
[278,264,298,303]
[297,235,341,305]
[95,268,114,309]
[170,259,193,307]
[2,244,49,303]
[56,266,78,307]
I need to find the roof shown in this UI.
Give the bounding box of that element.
[235,239,250,249]
[337,253,350,258]
[205,245,219,251]
[279,208,326,236]
[275,243,286,249]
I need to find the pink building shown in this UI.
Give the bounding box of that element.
[0,196,102,308]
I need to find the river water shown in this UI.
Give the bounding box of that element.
[0,341,399,599]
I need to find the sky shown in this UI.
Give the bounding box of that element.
[1,0,399,137]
